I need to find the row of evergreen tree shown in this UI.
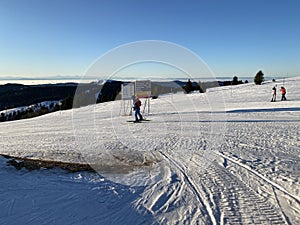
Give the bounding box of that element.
[183,70,266,94]
[0,102,59,122]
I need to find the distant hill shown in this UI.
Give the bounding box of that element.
[0,83,78,111]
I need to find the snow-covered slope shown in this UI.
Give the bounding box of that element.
[0,77,299,224]
[0,100,59,121]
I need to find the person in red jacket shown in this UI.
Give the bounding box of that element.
[133,97,143,122]
[280,86,287,101]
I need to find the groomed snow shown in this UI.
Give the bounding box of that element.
[0,77,299,224]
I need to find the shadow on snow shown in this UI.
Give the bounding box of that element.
[226,107,300,113]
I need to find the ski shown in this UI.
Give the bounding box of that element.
[126,119,151,123]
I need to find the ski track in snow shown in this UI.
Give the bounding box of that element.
[0,77,300,224]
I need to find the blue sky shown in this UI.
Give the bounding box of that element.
[0,0,299,78]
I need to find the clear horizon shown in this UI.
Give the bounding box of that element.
[1,0,299,78]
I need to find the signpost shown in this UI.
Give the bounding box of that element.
[135,80,151,114]
[121,83,135,115]
[121,82,135,100]
[120,80,152,115]
[135,80,151,98]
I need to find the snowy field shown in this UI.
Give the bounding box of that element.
[0,77,299,224]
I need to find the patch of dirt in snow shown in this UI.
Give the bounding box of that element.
[1,154,95,172]
[1,151,159,174]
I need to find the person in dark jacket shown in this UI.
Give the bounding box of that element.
[271,85,277,102]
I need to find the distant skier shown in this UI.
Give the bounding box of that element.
[271,85,277,102]
[133,97,143,122]
[280,86,287,101]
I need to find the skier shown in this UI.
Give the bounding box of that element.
[271,85,277,102]
[280,86,287,101]
[133,97,143,122]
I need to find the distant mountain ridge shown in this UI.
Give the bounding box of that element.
[0,75,84,80]
[0,83,78,111]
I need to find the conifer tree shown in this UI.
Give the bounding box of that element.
[184,79,193,93]
[232,76,239,85]
[254,70,264,85]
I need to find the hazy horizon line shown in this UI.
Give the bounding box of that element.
[0,74,297,81]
